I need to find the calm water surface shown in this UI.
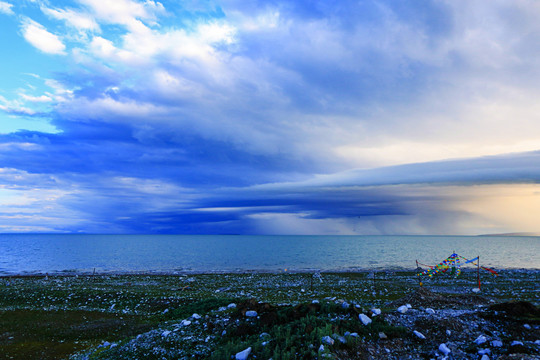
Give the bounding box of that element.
[0,234,538,275]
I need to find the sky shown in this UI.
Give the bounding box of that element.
[1,0,540,235]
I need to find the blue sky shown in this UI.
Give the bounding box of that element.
[1,0,540,234]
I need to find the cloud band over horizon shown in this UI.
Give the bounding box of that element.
[1,0,540,234]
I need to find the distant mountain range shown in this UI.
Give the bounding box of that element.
[479,232,540,236]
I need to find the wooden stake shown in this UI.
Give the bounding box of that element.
[416,260,422,287]
[477,256,481,291]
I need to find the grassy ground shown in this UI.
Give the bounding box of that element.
[0,270,538,359]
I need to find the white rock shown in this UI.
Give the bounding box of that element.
[192,313,202,319]
[511,340,523,346]
[318,344,325,352]
[446,330,452,336]
[235,347,252,360]
[161,330,171,337]
[359,313,372,325]
[312,300,319,304]
[342,302,350,309]
[478,348,491,355]
[371,308,382,316]
[162,308,169,314]
[438,343,451,355]
[480,355,490,360]
[535,340,540,345]
[491,340,503,347]
[227,303,237,308]
[425,308,435,315]
[245,310,258,317]
[322,336,334,345]
[349,332,359,338]
[523,324,531,329]
[181,320,191,326]
[406,304,412,309]
[474,335,488,345]
[397,305,408,314]
[414,330,426,340]
[472,288,481,293]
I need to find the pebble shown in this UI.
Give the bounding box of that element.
[510,340,523,346]
[235,347,252,360]
[397,305,408,314]
[523,324,531,329]
[191,313,201,319]
[379,332,387,340]
[406,304,412,309]
[161,330,171,337]
[312,300,319,304]
[472,288,481,293]
[491,340,503,347]
[180,320,191,326]
[245,310,258,317]
[371,308,381,316]
[413,330,426,340]
[478,348,491,355]
[318,344,325,352]
[359,313,372,325]
[474,335,488,345]
[425,308,435,315]
[322,336,334,345]
[342,302,350,309]
[480,355,490,360]
[535,340,540,345]
[446,330,452,336]
[227,303,237,309]
[349,332,359,338]
[438,343,451,355]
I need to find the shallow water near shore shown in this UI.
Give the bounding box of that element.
[0,234,538,275]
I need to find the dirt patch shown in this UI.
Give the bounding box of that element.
[390,287,490,309]
[489,301,540,319]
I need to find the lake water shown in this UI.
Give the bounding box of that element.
[0,234,538,275]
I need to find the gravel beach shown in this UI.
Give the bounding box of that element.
[0,269,538,359]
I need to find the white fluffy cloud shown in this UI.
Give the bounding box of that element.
[78,0,164,32]
[42,6,100,32]
[21,18,66,54]
[0,1,13,16]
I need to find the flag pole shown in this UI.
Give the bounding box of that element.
[416,260,422,287]
[477,256,481,291]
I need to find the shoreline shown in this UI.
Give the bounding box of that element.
[1,267,539,278]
